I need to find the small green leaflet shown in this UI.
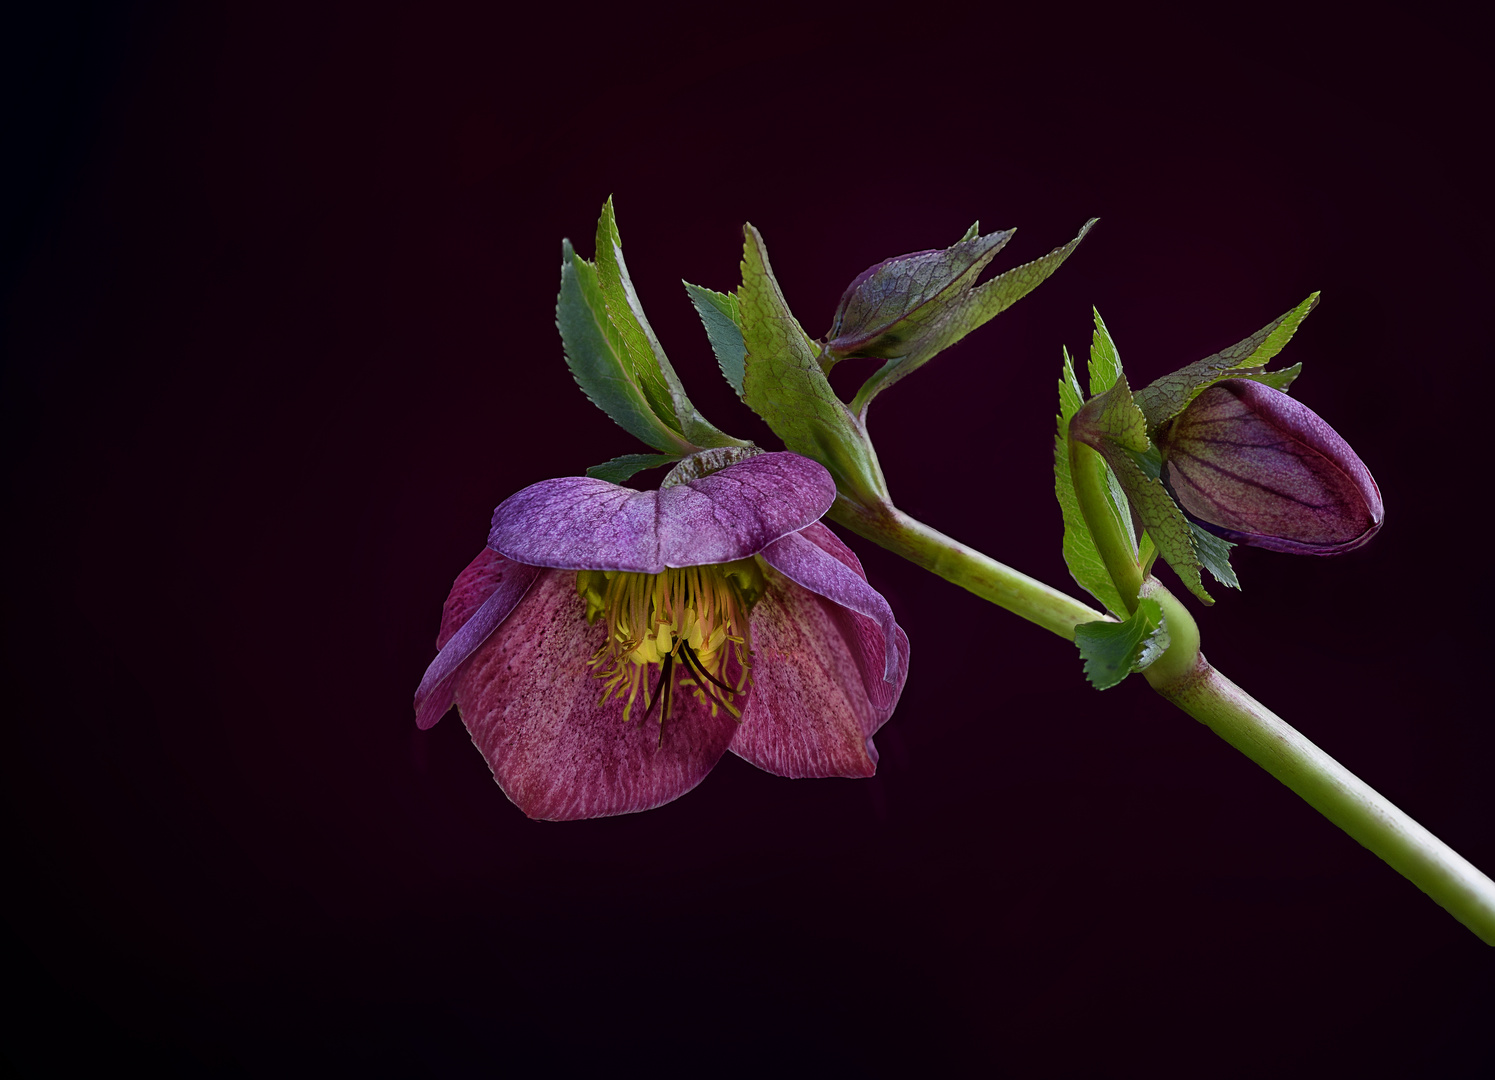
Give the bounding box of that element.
[927,218,1098,351]
[585,453,680,484]
[1246,362,1302,392]
[1188,522,1239,590]
[1055,347,1129,617]
[683,282,747,397]
[1074,597,1170,690]
[1088,309,1123,396]
[1087,311,1136,555]
[1133,293,1319,433]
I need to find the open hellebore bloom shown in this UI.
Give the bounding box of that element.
[1155,379,1384,554]
[413,452,910,820]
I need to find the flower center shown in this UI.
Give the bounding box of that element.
[575,559,764,734]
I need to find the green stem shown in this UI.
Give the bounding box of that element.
[828,497,1107,639]
[836,498,1495,943]
[1149,652,1495,945]
[1069,440,1143,614]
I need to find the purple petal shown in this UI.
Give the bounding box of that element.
[413,550,540,730]
[488,452,835,573]
[759,524,903,684]
[449,570,741,820]
[728,565,910,779]
[1162,381,1384,555]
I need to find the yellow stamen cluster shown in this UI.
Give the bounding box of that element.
[575,559,764,732]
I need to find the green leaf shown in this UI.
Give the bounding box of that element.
[593,199,683,435]
[585,453,680,484]
[1055,347,1128,616]
[846,219,1097,416]
[684,282,747,397]
[1088,308,1123,396]
[591,199,749,451]
[1188,522,1240,590]
[1070,375,1213,604]
[1133,293,1319,433]
[738,224,887,506]
[1074,597,1169,690]
[930,217,1098,350]
[1240,362,1302,393]
[557,239,693,454]
[958,221,980,243]
[827,228,1015,360]
[1058,344,1086,424]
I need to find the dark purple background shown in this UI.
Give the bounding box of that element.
[5,4,1491,1074]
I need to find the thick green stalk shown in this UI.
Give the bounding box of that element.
[828,497,1107,639]
[835,496,1495,943]
[1069,440,1143,614]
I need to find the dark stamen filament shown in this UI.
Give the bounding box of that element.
[679,642,738,696]
[641,653,673,728]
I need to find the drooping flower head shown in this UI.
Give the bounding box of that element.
[1155,379,1383,555]
[414,452,910,821]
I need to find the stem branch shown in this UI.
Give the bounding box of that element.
[1151,655,1495,945]
[837,497,1495,943]
[829,497,1107,639]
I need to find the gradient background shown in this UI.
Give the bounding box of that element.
[5,4,1492,1074]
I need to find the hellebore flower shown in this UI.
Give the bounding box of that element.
[1155,379,1384,555]
[413,452,910,821]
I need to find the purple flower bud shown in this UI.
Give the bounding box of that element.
[1156,380,1384,555]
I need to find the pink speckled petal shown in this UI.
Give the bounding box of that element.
[729,568,909,779]
[414,550,541,731]
[451,570,742,820]
[788,522,909,715]
[488,452,835,572]
[759,525,903,684]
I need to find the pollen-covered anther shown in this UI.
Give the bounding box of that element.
[576,559,764,731]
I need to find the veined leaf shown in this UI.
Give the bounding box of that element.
[557,239,693,454]
[1188,522,1239,590]
[1088,308,1123,396]
[846,219,1097,417]
[585,453,680,484]
[593,199,683,434]
[927,217,1098,352]
[738,224,887,507]
[591,199,748,451]
[1133,293,1319,433]
[826,228,1015,360]
[684,282,747,397]
[1074,596,1169,690]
